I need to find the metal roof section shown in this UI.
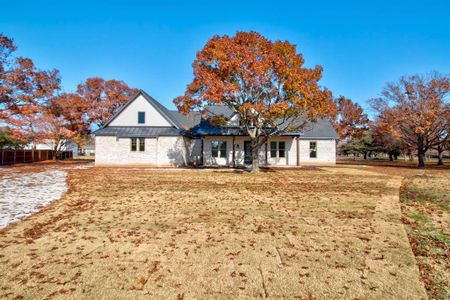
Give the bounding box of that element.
[96,92,338,139]
[94,126,180,138]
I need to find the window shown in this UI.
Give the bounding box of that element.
[278,141,285,158]
[131,138,145,151]
[211,141,227,158]
[270,141,285,158]
[270,142,277,158]
[310,141,317,158]
[138,112,145,124]
[139,138,145,151]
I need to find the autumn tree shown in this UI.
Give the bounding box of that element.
[33,107,77,159]
[332,96,369,141]
[371,72,450,168]
[174,31,334,171]
[77,77,138,127]
[49,93,90,151]
[0,33,60,138]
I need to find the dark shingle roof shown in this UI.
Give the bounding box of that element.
[94,126,180,137]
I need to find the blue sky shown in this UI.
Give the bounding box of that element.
[2,0,449,114]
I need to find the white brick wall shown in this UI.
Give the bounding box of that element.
[95,136,196,166]
[96,135,335,166]
[299,139,336,164]
[202,136,336,166]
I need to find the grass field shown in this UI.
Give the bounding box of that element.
[0,165,434,299]
[400,174,450,299]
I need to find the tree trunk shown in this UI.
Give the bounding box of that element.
[417,135,425,168]
[363,151,367,160]
[418,151,425,168]
[437,149,444,166]
[388,152,393,161]
[251,138,260,172]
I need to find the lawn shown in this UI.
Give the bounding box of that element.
[0,166,427,299]
[400,174,450,299]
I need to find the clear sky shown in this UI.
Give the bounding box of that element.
[2,0,449,114]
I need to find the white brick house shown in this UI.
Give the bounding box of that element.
[94,90,338,166]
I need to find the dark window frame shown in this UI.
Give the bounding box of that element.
[138,111,145,124]
[270,142,277,158]
[139,138,145,151]
[278,141,285,158]
[309,141,317,158]
[270,141,286,158]
[211,140,227,158]
[131,138,137,151]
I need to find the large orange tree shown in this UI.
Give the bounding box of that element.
[174,31,334,171]
[332,96,369,141]
[0,34,60,140]
[371,72,449,168]
[77,77,138,127]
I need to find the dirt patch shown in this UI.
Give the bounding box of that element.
[0,167,426,298]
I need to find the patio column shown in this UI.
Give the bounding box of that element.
[232,136,235,168]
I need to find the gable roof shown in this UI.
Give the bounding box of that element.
[96,93,338,139]
[102,90,182,129]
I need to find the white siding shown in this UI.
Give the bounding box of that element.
[108,95,172,127]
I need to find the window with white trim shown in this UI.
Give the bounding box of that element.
[270,141,286,158]
[211,141,227,158]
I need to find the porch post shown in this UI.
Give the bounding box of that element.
[200,138,204,165]
[265,142,268,165]
[232,136,235,168]
[296,137,300,166]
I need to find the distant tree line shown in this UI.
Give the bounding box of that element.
[0,33,138,158]
[333,73,449,168]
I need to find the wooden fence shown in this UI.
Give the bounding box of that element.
[0,150,73,165]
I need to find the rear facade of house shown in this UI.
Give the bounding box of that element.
[94,90,338,167]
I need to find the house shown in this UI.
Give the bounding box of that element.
[94,90,338,167]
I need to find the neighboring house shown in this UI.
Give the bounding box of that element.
[25,140,79,156]
[94,90,338,167]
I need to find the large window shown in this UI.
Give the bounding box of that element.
[138,111,145,124]
[270,141,286,158]
[131,138,145,151]
[211,141,227,158]
[309,141,317,158]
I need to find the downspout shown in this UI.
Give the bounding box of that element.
[296,137,300,166]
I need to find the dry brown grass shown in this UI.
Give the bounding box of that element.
[400,173,450,299]
[0,167,427,299]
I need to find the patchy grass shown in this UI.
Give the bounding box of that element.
[0,167,426,299]
[400,173,450,299]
